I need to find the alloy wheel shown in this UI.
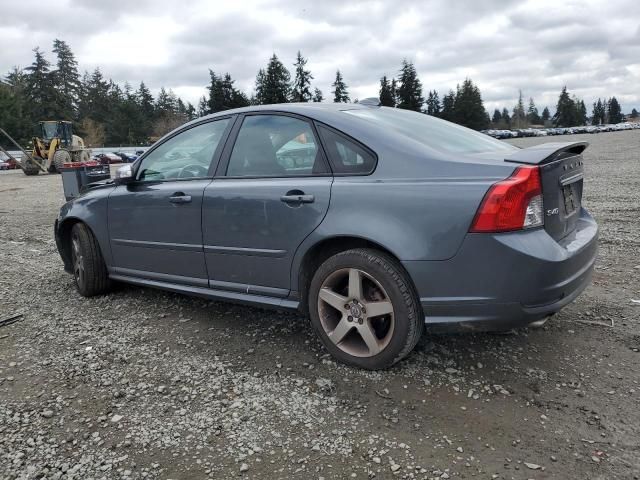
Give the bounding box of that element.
[317,268,395,357]
[71,234,85,288]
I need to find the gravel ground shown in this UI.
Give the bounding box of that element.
[1,130,639,479]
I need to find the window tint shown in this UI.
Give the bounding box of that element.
[138,119,230,181]
[317,125,377,174]
[226,115,324,177]
[344,108,517,155]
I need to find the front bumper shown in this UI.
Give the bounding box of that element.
[402,208,598,332]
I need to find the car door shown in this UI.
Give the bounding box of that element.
[108,117,233,286]
[202,113,332,297]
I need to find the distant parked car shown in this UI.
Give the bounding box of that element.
[94,153,123,164]
[54,103,598,369]
[112,152,138,163]
[0,157,19,170]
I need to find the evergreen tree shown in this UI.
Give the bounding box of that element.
[155,87,177,115]
[1,68,31,144]
[607,97,623,124]
[631,108,639,119]
[512,90,527,128]
[591,99,603,125]
[574,98,587,126]
[153,87,187,138]
[312,88,323,103]
[135,81,155,121]
[185,102,196,121]
[291,51,313,102]
[379,76,395,107]
[552,86,576,127]
[197,95,209,116]
[452,78,488,130]
[425,90,441,116]
[491,108,502,125]
[440,90,456,122]
[331,70,350,103]
[208,71,249,113]
[24,47,57,120]
[541,106,550,123]
[527,97,540,124]
[255,54,291,104]
[390,79,397,106]
[51,39,80,120]
[396,60,423,111]
[501,108,511,128]
[78,68,110,122]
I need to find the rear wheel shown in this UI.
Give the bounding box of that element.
[70,223,111,297]
[53,150,72,173]
[308,248,424,370]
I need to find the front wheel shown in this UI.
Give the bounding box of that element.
[70,223,111,297]
[308,248,424,370]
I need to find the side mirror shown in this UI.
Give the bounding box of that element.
[115,164,134,184]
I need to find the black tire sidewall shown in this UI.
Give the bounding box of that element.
[71,227,88,294]
[308,249,421,370]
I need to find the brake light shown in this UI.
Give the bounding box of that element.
[469,166,543,233]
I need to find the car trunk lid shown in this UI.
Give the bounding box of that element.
[505,142,587,241]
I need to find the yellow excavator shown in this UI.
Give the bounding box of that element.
[0,121,91,176]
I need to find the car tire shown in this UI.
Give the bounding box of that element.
[70,223,111,297]
[308,248,424,370]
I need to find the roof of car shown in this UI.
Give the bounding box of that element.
[197,102,374,123]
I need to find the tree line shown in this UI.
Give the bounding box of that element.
[1,39,635,148]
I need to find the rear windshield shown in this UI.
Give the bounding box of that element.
[344,108,517,155]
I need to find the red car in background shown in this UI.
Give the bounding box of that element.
[0,157,19,170]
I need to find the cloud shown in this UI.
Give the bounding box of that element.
[0,0,638,113]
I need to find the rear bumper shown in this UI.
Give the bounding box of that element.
[402,208,598,332]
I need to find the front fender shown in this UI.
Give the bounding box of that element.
[56,185,115,268]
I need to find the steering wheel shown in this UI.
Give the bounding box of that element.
[178,164,209,178]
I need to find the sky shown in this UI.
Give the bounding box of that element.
[1,0,639,114]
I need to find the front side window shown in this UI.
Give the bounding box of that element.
[138,119,230,181]
[226,115,324,177]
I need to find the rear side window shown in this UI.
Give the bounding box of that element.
[317,125,376,174]
[344,108,517,155]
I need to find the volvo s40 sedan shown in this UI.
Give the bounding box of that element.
[55,103,598,369]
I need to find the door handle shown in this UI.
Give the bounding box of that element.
[169,193,192,204]
[280,194,315,204]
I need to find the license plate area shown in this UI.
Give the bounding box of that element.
[562,184,577,214]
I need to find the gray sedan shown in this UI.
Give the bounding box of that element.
[55,103,598,369]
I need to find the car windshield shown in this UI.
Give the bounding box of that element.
[344,108,518,155]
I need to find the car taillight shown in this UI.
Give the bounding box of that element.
[469,165,543,233]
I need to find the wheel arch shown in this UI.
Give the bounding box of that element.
[57,217,101,271]
[295,235,415,316]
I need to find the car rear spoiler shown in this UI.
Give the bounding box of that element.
[505,142,588,165]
